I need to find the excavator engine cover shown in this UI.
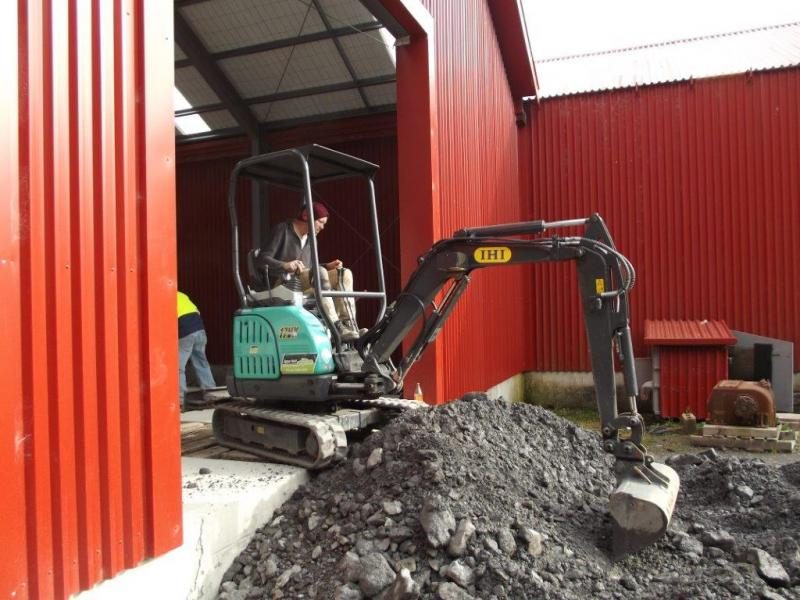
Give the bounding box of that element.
[707,380,776,427]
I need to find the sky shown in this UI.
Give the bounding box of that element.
[522,0,800,60]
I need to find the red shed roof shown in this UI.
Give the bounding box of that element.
[644,319,736,346]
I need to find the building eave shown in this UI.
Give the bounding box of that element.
[487,0,538,99]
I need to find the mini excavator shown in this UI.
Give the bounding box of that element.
[213,145,680,556]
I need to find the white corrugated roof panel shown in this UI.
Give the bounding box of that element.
[535,23,800,99]
[217,48,293,99]
[253,88,364,122]
[181,0,326,53]
[175,66,222,107]
[363,83,396,106]
[315,0,377,28]
[337,29,396,79]
[221,40,353,99]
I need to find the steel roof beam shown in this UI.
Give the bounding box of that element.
[175,0,215,7]
[263,104,395,131]
[174,11,260,139]
[357,0,409,40]
[174,74,396,117]
[174,21,384,68]
[175,104,397,144]
[176,126,247,145]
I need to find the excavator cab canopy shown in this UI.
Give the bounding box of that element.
[233,144,380,190]
[227,145,388,351]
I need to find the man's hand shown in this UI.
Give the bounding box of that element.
[283,259,306,273]
[325,259,343,270]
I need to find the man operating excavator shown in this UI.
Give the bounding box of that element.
[257,201,364,342]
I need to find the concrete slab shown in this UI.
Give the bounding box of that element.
[181,408,216,424]
[72,457,308,600]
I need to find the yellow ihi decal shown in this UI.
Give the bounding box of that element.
[474,246,512,264]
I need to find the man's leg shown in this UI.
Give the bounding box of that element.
[300,269,343,329]
[178,335,194,407]
[300,268,357,340]
[189,330,217,393]
[328,268,357,323]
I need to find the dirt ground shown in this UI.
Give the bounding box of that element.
[550,406,800,467]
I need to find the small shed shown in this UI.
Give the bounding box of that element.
[644,319,737,420]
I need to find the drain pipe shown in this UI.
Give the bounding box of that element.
[652,348,661,416]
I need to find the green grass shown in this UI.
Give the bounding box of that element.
[551,407,601,431]
[551,407,696,456]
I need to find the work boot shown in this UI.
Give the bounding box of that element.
[335,320,360,342]
[342,319,368,336]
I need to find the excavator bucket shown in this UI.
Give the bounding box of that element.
[609,462,680,557]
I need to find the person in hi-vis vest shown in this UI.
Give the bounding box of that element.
[177,291,217,409]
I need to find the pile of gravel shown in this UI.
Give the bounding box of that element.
[217,395,800,599]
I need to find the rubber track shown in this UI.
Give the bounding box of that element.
[342,396,426,411]
[213,402,348,469]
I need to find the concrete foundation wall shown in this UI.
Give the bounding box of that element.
[519,371,800,413]
[486,373,527,403]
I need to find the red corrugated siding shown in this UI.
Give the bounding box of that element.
[3,2,181,598]
[659,348,729,419]
[421,0,529,402]
[521,69,800,371]
[177,155,252,365]
[175,117,399,365]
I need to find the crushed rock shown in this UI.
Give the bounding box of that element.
[218,394,800,599]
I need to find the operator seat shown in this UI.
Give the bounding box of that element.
[246,249,291,307]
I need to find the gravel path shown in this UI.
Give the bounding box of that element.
[218,395,800,600]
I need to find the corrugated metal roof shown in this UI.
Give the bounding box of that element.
[252,88,365,121]
[644,320,737,346]
[535,22,800,98]
[337,31,397,79]
[174,0,397,132]
[316,0,376,28]
[175,65,223,106]
[181,0,328,53]
[363,82,396,106]
[222,40,354,98]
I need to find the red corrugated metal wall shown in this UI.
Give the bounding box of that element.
[3,2,181,599]
[177,150,252,366]
[176,114,399,365]
[421,0,530,401]
[521,69,800,371]
[658,348,730,420]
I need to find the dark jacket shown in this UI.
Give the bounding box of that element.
[258,220,311,286]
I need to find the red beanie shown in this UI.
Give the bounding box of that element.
[299,202,330,222]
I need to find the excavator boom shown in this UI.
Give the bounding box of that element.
[356,213,679,556]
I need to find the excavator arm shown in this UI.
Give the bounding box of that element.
[357,213,679,556]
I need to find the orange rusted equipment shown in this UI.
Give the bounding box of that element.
[707,380,777,427]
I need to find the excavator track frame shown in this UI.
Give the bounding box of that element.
[212,397,423,469]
